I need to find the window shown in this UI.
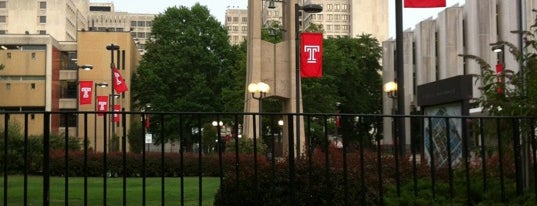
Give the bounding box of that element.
[146,21,152,27]
[0,16,5,23]
[242,26,246,31]
[7,52,11,58]
[6,83,10,90]
[0,30,5,34]
[0,1,6,8]
[31,83,35,89]
[233,26,238,31]
[137,21,145,27]
[39,16,46,23]
[131,21,136,27]
[60,81,77,98]
[233,17,239,22]
[242,17,247,23]
[38,30,46,35]
[227,16,231,22]
[39,1,46,9]
[138,32,146,38]
[31,52,36,59]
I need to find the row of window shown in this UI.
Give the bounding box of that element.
[226,16,247,23]
[227,26,247,32]
[0,1,47,9]
[325,24,349,31]
[3,82,39,90]
[325,4,349,12]
[131,32,149,39]
[130,20,153,28]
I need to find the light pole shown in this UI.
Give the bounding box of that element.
[248,82,270,139]
[384,81,397,150]
[94,82,108,152]
[294,3,322,156]
[212,121,223,153]
[106,44,120,152]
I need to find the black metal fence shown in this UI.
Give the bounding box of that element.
[1,111,536,205]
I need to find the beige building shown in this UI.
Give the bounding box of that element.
[225,0,389,45]
[0,0,140,152]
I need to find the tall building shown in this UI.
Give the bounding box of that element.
[88,2,155,55]
[0,0,89,41]
[224,0,389,45]
[381,0,534,149]
[0,0,140,152]
[225,9,249,45]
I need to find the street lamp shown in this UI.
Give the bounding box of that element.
[78,64,93,71]
[294,3,322,156]
[106,44,120,152]
[384,81,398,153]
[94,82,108,152]
[248,82,270,138]
[212,121,224,153]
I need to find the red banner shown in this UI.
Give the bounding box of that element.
[404,0,446,8]
[113,104,121,122]
[79,80,93,105]
[97,96,108,116]
[496,63,504,94]
[113,68,128,93]
[300,32,323,78]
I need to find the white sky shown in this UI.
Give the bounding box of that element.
[91,0,465,38]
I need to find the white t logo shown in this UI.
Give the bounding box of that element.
[98,102,107,111]
[114,72,122,85]
[81,87,91,98]
[304,45,320,63]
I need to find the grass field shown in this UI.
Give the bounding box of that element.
[0,175,220,206]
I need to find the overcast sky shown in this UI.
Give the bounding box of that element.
[91,0,465,38]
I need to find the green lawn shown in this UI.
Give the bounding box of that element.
[0,175,220,206]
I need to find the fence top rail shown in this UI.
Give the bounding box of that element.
[0,111,535,119]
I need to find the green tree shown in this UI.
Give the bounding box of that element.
[302,34,383,147]
[131,4,241,145]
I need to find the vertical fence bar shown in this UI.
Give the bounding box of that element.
[103,114,108,206]
[234,115,240,205]
[179,115,185,206]
[355,116,362,203]
[512,118,523,195]
[160,114,165,205]
[427,117,436,199]
[253,113,258,199]
[306,116,312,199]
[197,116,203,205]
[83,113,89,206]
[394,115,400,196]
[3,114,7,206]
[64,113,69,206]
[479,118,487,192]
[43,112,50,206]
[141,112,146,206]
[271,116,277,200]
[375,119,382,206]
[496,118,505,202]
[121,110,127,206]
[24,113,28,206]
[288,114,296,205]
[462,116,471,205]
[411,115,418,197]
[323,116,330,197]
[342,115,349,205]
[531,119,537,201]
[216,115,224,196]
[445,117,453,198]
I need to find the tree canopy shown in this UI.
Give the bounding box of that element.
[132,4,240,113]
[131,4,245,144]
